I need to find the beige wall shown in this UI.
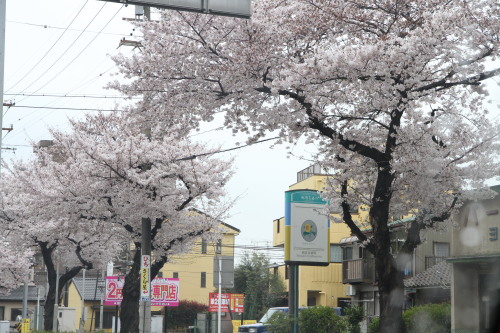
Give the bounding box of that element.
[414,228,451,273]
[273,264,348,307]
[159,229,237,306]
[0,301,36,322]
[452,263,480,331]
[452,195,500,258]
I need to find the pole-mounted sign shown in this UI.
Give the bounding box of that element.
[99,0,251,19]
[141,255,151,301]
[285,190,330,266]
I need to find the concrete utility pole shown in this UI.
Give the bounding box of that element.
[53,261,60,332]
[100,270,105,331]
[22,272,29,318]
[139,217,152,333]
[217,257,222,333]
[0,0,6,174]
[138,10,151,333]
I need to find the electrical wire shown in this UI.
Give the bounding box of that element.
[5,92,139,100]
[30,4,125,97]
[6,0,90,94]
[3,6,127,142]
[7,19,131,37]
[12,2,109,105]
[10,105,126,112]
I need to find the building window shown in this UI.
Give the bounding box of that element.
[11,309,22,321]
[285,265,289,280]
[173,272,179,279]
[343,247,353,260]
[216,239,222,254]
[201,272,206,288]
[0,306,4,320]
[276,220,280,234]
[434,242,450,258]
[94,311,114,329]
[330,244,342,263]
[201,239,207,254]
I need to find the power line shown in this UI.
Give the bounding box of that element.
[175,136,280,161]
[12,105,126,112]
[20,4,125,101]
[7,20,131,37]
[12,2,109,104]
[5,92,140,100]
[6,1,90,94]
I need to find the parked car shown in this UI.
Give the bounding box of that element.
[237,307,290,333]
[237,307,342,333]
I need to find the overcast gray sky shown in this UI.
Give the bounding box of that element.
[5,1,499,265]
[3,0,316,263]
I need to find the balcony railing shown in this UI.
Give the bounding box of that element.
[342,258,375,284]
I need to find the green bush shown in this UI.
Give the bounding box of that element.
[403,303,451,333]
[299,306,348,333]
[367,303,451,333]
[344,305,364,333]
[266,311,291,333]
[165,300,208,328]
[368,317,380,333]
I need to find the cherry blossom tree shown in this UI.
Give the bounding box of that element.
[0,229,32,295]
[4,113,233,333]
[1,163,122,330]
[109,1,500,331]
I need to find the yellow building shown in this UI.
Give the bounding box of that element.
[159,222,240,305]
[66,276,116,331]
[63,220,240,331]
[272,165,368,308]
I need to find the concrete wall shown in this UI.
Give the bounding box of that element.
[452,263,480,332]
[452,194,500,258]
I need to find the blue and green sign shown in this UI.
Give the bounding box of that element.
[285,190,330,266]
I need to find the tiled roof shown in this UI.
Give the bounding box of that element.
[404,260,451,288]
[72,277,106,301]
[0,285,45,301]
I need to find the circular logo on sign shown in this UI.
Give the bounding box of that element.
[301,220,317,242]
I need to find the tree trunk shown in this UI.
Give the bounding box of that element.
[43,276,57,331]
[120,249,142,333]
[370,164,406,333]
[374,251,406,333]
[39,242,84,331]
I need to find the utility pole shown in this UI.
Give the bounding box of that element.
[99,270,104,331]
[22,272,28,318]
[138,10,151,333]
[53,261,60,332]
[139,217,152,333]
[217,257,222,333]
[0,0,7,174]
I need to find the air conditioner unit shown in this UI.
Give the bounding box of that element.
[347,285,356,296]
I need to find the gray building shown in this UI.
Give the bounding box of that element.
[450,186,500,333]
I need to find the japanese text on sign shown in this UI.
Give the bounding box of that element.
[141,255,151,301]
[209,293,244,313]
[105,276,180,306]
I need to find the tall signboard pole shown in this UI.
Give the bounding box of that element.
[285,190,330,333]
